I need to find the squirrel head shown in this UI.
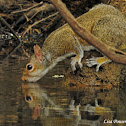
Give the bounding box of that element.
[22,45,46,82]
[22,83,44,120]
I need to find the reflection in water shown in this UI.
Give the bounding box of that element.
[22,83,114,126]
[0,59,126,126]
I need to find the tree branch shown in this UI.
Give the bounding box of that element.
[50,0,126,64]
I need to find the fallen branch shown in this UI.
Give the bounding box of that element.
[12,3,55,28]
[0,16,22,44]
[42,14,61,31]
[11,1,43,14]
[22,12,59,37]
[50,0,126,64]
[0,13,12,19]
[0,16,29,60]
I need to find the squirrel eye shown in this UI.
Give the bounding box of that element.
[26,64,34,71]
[25,95,33,102]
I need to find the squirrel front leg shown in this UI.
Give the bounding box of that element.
[71,36,84,72]
[86,56,111,72]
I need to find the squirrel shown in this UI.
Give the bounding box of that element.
[22,4,126,82]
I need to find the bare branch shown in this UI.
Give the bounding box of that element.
[0,16,29,60]
[0,16,22,44]
[12,3,55,28]
[22,12,59,37]
[11,1,43,14]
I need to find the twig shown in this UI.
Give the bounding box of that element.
[0,13,12,19]
[11,1,43,14]
[12,3,55,28]
[107,0,111,4]
[0,16,22,44]
[50,0,126,64]
[22,12,59,37]
[42,14,61,31]
[0,16,23,60]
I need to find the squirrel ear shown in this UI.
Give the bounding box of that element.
[33,45,43,62]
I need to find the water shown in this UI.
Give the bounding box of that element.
[0,58,126,126]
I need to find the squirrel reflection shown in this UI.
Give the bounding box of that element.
[22,83,113,126]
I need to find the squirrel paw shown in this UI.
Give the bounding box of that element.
[86,56,111,72]
[71,57,83,73]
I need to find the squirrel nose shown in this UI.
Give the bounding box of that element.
[22,76,27,81]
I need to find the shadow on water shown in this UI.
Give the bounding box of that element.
[0,58,126,126]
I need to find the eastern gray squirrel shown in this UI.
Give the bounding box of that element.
[22,4,126,82]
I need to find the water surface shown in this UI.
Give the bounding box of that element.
[0,58,126,126]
